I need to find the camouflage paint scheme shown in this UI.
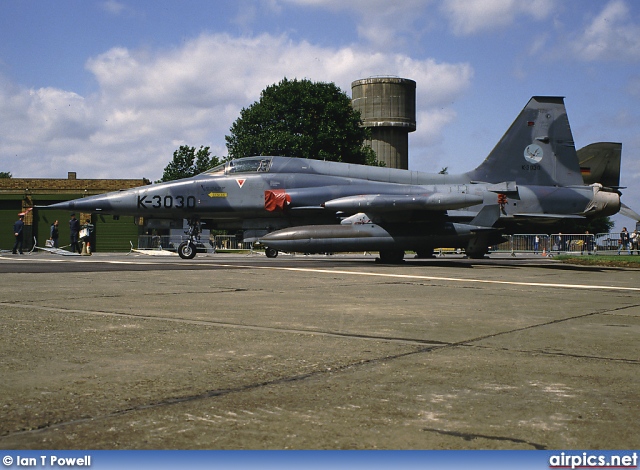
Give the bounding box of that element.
[41,97,622,261]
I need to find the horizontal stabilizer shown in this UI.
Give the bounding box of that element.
[620,203,640,222]
[577,142,621,187]
[470,205,500,228]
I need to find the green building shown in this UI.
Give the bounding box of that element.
[1,172,150,252]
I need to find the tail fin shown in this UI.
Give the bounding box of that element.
[470,204,500,228]
[577,142,621,187]
[466,96,583,187]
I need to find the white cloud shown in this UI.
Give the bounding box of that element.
[100,1,126,15]
[0,33,473,180]
[627,76,640,98]
[99,0,138,17]
[570,0,640,62]
[440,0,554,35]
[278,0,432,48]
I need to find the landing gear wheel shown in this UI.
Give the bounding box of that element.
[415,249,435,259]
[178,241,197,259]
[378,249,405,264]
[265,247,279,258]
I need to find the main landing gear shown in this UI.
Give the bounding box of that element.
[178,218,201,259]
[264,247,279,258]
[377,249,405,264]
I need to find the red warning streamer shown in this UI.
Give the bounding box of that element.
[264,189,291,212]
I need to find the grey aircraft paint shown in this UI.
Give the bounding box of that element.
[40,96,627,262]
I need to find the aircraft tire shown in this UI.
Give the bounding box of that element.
[265,247,279,258]
[178,241,197,259]
[415,249,435,259]
[378,249,405,264]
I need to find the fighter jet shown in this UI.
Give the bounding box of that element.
[41,96,625,262]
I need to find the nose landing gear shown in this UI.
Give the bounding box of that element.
[178,218,201,259]
[178,240,197,259]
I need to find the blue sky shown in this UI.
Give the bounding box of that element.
[1,0,639,229]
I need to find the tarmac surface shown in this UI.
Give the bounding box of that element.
[0,250,638,450]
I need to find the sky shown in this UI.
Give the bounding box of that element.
[1,0,639,230]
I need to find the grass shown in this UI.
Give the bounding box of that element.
[555,253,640,268]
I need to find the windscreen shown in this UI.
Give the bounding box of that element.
[227,157,273,173]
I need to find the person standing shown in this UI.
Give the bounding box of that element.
[617,227,631,255]
[69,213,80,253]
[631,229,639,255]
[12,214,24,254]
[583,231,590,254]
[49,220,59,248]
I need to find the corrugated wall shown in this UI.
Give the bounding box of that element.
[93,214,140,252]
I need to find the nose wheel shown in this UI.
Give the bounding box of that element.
[178,241,197,259]
[178,218,201,259]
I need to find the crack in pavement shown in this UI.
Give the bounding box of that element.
[421,427,547,450]
[1,298,635,442]
[0,302,448,347]
[1,344,441,438]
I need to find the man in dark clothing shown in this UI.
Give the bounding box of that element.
[618,227,631,255]
[12,214,24,254]
[50,220,59,248]
[69,213,80,253]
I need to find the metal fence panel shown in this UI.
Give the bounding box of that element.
[549,233,596,254]
[137,234,253,252]
[136,232,630,256]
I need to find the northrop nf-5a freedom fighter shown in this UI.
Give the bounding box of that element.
[42,96,627,262]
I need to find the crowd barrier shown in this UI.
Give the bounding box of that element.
[487,233,638,255]
[137,232,638,256]
[137,234,252,252]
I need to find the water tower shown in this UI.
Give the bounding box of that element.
[351,77,416,169]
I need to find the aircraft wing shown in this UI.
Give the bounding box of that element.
[322,193,484,213]
[512,213,585,220]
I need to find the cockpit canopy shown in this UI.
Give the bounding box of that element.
[204,157,273,176]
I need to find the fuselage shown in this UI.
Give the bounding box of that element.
[40,95,628,260]
[49,156,619,231]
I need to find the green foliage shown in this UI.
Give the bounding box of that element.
[0,171,12,178]
[226,78,377,165]
[557,216,615,235]
[158,146,223,182]
[556,254,640,267]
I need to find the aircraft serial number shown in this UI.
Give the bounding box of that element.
[522,164,541,171]
[137,195,196,209]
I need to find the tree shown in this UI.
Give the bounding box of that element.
[558,216,615,235]
[226,78,378,165]
[0,171,12,178]
[158,146,222,182]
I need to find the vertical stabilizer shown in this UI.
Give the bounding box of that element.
[466,97,583,187]
[577,142,621,187]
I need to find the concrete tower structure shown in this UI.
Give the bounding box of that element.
[351,77,416,169]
